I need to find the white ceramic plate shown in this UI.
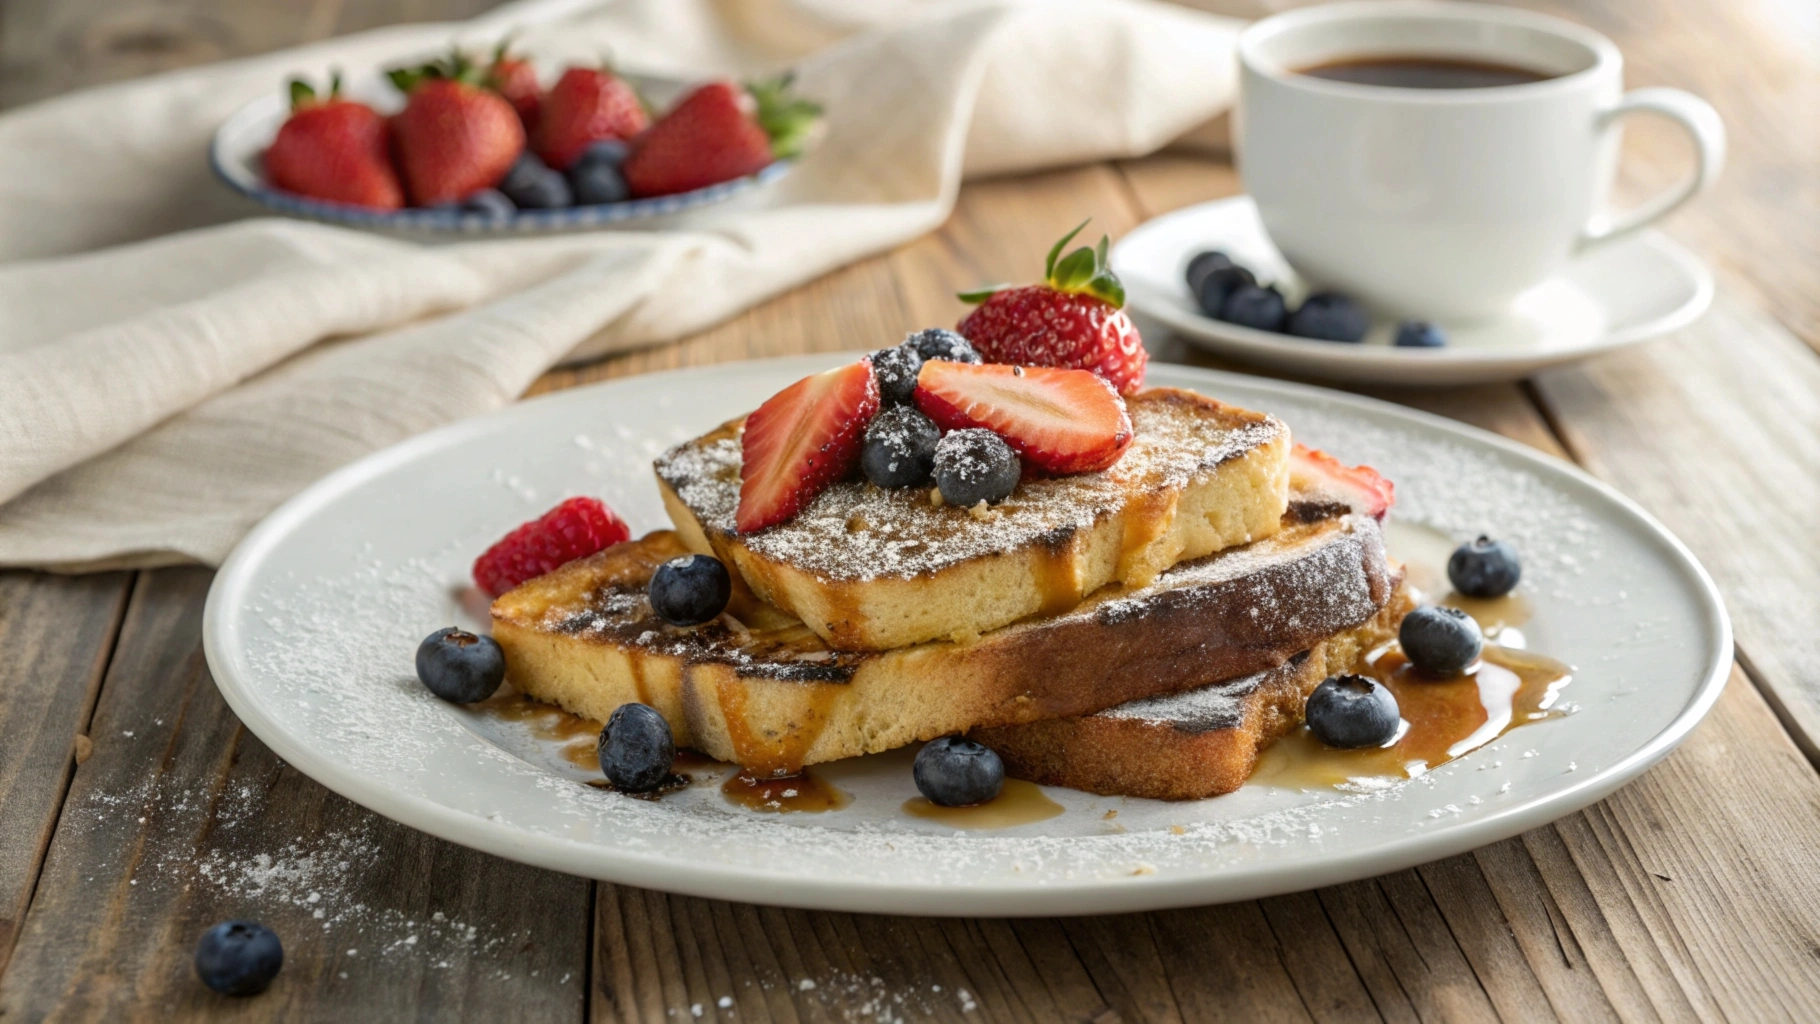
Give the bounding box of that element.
[1112,197,1713,385]
[210,72,793,234]
[204,356,1730,916]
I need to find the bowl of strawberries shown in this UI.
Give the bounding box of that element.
[210,43,820,233]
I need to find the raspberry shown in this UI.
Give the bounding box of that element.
[472,497,631,596]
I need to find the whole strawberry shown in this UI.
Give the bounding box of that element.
[387,54,526,207]
[487,40,542,134]
[956,221,1148,394]
[534,66,648,170]
[264,75,403,210]
[623,74,820,198]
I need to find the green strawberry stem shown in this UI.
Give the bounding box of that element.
[958,219,1126,307]
[387,49,487,95]
[287,71,343,110]
[748,72,822,159]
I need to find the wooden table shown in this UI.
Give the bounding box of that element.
[3,1,1817,1019]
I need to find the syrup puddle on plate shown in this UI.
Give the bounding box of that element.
[479,689,603,770]
[721,769,851,813]
[901,778,1065,829]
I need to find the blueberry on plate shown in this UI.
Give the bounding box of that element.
[913,736,1005,806]
[1399,605,1484,677]
[1185,250,1234,293]
[499,152,573,209]
[599,703,675,793]
[457,188,515,221]
[905,328,981,364]
[415,627,505,703]
[862,404,941,489]
[1218,283,1288,332]
[934,428,1020,507]
[869,343,924,407]
[648,554,732,627]
[1448,535,1522,598]
[1193,264,1256,318]
[195,920,283,996]
[1287,291,1369,343]
[569,160,629,205]
[1306,674,1401,749]
[1394,320,1448,348]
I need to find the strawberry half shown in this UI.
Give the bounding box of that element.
[736,360,880,533]
[1290,443,1395,520]
[914,362,1132,475]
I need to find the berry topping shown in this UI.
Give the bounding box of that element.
[499,151,574,209]
[415,627,506,703]
[869,343,924,406]
[861,404,941,489]
[1306,674,1401,749]
[534,66,649,170]
[905,328,980,364]
[195,920,284,996]
[913,736,1005,807]
[1289,444,1395,520]
[736,360,880,532]
[472,496,632,596]
[624,75,821,198]
[1288,291,1369,343]
[1218,283,1289,332]
[598,703,676,794]
[1448,536,1522,598]
[264,75,403,211]
[933,429,1021,507]
[1184,250,1235,295]
[914,361,1132,475]
[648,554,732,626]
[1193,264,1256,319]
[957,221,1147,393]
[1400,605,1485,677]
[1394,320,1448,348]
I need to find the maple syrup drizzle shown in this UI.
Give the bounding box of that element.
[901,778,1064,829]
[1252,645,1572,790]
[721,768,851,813]
[479,689,604,770]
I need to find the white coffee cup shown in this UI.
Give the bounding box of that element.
[1236,1,1725,321]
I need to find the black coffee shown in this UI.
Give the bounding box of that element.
[1296,56,1551,89]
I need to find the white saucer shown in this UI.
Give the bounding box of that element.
[202,356,1729,916]
[1112,197,1713,385]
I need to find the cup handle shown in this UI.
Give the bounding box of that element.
[1577,88,1726,252]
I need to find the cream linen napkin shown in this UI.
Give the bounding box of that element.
[0,0,1241,571]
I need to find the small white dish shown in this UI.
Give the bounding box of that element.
[203,356,1730,916]
[210,72,793,235]
[1112,196,1713,385]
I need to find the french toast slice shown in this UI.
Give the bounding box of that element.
[973,584,1414,801]
[655,387,1290,651]
[490,501,1390,776]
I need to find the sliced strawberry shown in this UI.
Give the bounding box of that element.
[913,362,1132,475]
[736,360,880,532]
[1290,443,1395,520]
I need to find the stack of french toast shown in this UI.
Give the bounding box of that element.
[489,355,1410,803]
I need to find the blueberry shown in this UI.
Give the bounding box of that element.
[1218,283,1288,332]
[1399,605,1484,677]
[1305,674,1401,749]
[648,554,731,627]
[569,160,629,205]
[1287,291,1369,343]
[862,405,941,489]
[575,139,631,169]
[869,343,924,407]
[195,920,283,996]
[1448,535,1522,598]
[499,152,573,209]
[1193,264,1255,318]
[415,628,505,703]
[934,429,1019,507]
[905,328,981,364]
[913,736,1004,806]
[457,188,515,221]
[1185,250,1235,294]
[598,703,675,793]
[1394,320,1448,348]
